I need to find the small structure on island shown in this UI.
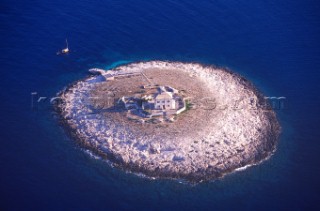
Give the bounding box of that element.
[119,85,185,121]
[154,86,176,110]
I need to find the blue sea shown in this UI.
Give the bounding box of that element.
[1,0,320,210]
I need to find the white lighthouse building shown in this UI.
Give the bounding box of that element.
[154,86,176,110]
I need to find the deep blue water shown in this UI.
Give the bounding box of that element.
[1,0,320,210]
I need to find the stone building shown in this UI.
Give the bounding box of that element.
[154,86,176,110]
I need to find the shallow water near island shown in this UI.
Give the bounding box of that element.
[1,0,320,210]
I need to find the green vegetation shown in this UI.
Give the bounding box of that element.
[185,100,193,111]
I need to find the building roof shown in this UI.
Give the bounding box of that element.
[155,91,173,100]
[155,86,174,100]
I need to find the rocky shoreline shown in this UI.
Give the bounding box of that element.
[54,61,281,182]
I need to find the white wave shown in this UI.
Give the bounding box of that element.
[83,149,102,160]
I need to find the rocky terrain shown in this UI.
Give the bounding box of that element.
[54,61,281,182]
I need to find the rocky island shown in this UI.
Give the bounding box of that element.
[54,61,281,182]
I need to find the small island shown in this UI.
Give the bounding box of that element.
[54,61,280,182]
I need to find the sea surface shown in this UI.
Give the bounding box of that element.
[1,0,320,210]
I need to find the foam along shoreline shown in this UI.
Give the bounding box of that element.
[54,61,281,182]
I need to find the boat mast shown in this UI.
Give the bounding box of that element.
[66,39,69,49]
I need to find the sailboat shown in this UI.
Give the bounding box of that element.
[57,39,69,55]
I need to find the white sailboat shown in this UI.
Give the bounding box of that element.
[57,39,69,55]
